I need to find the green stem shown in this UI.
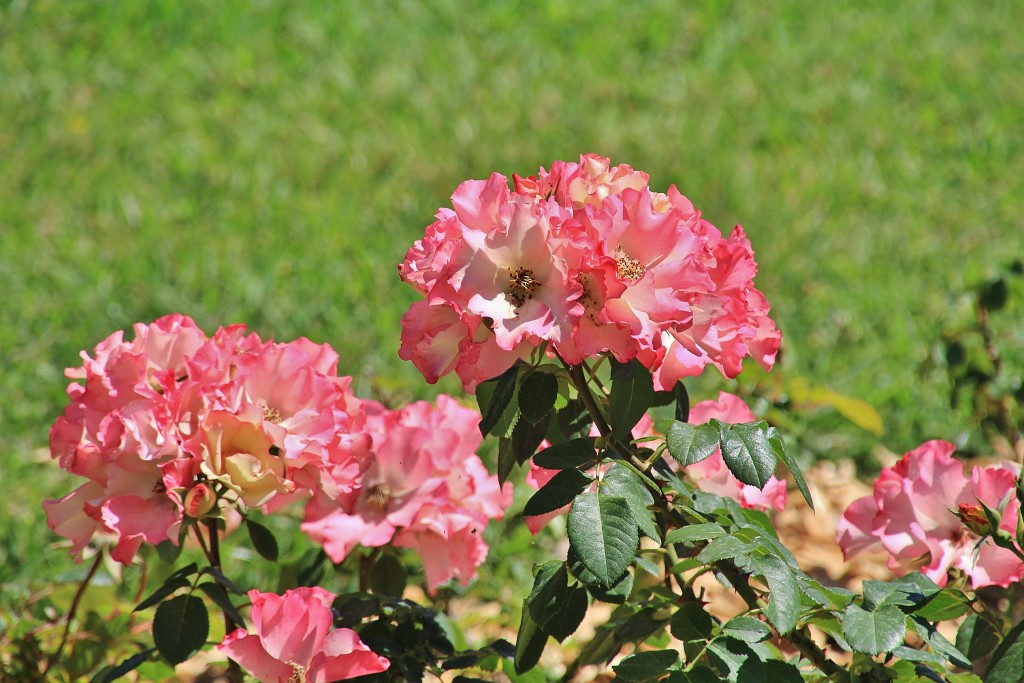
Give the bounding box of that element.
[206,519,243,682]
[43,550,103,676]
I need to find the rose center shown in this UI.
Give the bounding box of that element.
[508,267,541,307]
[616,254,646,282]
[287,661,305,683]
[258,401,282,424]
[366,482,393,510]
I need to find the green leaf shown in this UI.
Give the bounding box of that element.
[197,582,245,630]
[912,587,969,621]
[862,574,940,611]
[545,585,588,642]
[715,421,777,489]
[665,666,719,683]
[533,438,597,469]
[749,553,800,635]
[246,518,279,562]
[204,566,243,595]
[908,615,970,669]
[670,602,714,642]
[946,674,983,683]
[523,468,593,517]
[674,382,690,422]
[497,436,516,486]
[134,562,199,612]
[556,398,592,441]
[665,522,726,545]
[696,534,757,564]
[566,492,638,586]
[95,648,156,683]
[890,645,945,665]
[609,359,656,440]
[706,637,764,681]
[155,539,183,565]
[956,613,1001,663]
[294,548,328,588]
[152,595,209,665]
[525,563,588,642]
[665,421,720,466]
[519,371,559,424]
[369,551,407,597]
[612,649,679,682]
[513,599,548,674]
[984,617,1024,682]
[566,544,601,585]
[601,463,660,543]
[511,411,552,464]
[478,363,520,437]
[587,570,634,604]
[841,604,906,655]
[763,660,804,683]
[766,427,813,510]
[723,616,771,643]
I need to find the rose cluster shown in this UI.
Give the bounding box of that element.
[301,395,511,592]
[44,314,507,590]
[399,154,781,391]
[837,440,1024,588]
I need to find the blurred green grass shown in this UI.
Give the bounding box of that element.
[2,0,1022,606]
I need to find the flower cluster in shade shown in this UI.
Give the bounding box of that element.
[44,315,509,591]
[398,154,781,392]
[525,392,787,533]
[218,587,389,683]
[837,440,1024,589]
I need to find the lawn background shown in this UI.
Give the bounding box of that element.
[1,0,1022,641]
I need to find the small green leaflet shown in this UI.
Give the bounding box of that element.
[665,421,719,467]
[566,492,638,586]
[841,604,906,655]
[152,595,209,665]
[712,420,777,489]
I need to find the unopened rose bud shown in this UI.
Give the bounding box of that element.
[184,483,216,519]
[956,504,993,536]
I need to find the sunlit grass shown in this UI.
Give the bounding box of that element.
[2,0,1021,607]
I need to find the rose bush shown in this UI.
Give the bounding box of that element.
[30,156,1024,683]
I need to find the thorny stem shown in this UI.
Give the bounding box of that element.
[563,360,658,483]
[43,551,103,677]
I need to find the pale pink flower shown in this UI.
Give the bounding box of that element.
[685,392,788,511]
[302,396,510,591]
[218,587,388,683]
[837,440,1024,588]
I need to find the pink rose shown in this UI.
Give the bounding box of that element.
[837,440,1024,588]
[218,587,388,682]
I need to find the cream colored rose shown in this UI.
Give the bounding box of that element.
[201,410,292,508]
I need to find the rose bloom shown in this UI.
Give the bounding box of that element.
[837,440,1024,588]
[218,587,389,682]
[301,395,511,592]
